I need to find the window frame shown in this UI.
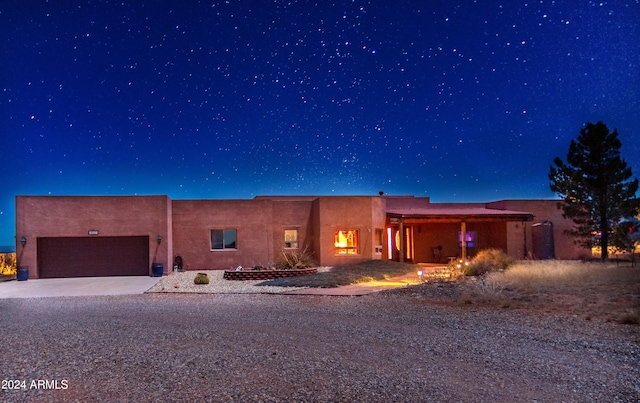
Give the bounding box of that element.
[334,229,359,255]
[210,229,237,251]
[284,229,299,249]
[374,228,383,254]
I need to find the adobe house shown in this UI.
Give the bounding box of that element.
[14,195,589,278]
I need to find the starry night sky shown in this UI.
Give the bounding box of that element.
[2,1,639,245]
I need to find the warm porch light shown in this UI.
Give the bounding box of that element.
[456,259,469,269]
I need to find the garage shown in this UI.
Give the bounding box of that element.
[37,236,150,278]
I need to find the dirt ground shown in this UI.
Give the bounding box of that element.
[383,273,640,325]
[2,292,639,402]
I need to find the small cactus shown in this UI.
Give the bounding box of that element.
[194,273,209,285]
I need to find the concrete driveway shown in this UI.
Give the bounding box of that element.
[0,276,161,299]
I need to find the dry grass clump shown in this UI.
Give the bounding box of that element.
[461,260,640,323]
[486,260,639,293]
[459,276,513,308]
[618,311,640,325]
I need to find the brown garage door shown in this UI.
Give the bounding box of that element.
[38,236,149,278]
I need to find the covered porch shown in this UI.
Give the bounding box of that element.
[385,206,533,264]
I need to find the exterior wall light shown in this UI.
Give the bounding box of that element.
[20,236,27,247]
[156,234,162,244]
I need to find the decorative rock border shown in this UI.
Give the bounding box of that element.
[223,267,318,281]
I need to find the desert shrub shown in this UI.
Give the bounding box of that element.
[618,311,640,325]
[275,246,316,270]
[194,273,209,285]
[464,249,513,276]
[446,258,466,280]
[0,253,17,276]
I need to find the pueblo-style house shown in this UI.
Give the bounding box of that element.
[15,195,589,278]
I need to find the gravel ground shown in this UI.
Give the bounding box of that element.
[1,291,638,402]
[146,269,331,294]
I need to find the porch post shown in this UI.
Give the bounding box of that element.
[399,219,405,263]
[460,220,467,262]
[523,221,529,259]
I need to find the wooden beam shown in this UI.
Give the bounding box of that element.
[399,219,405,263]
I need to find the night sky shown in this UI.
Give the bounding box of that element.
[2,1,639,246]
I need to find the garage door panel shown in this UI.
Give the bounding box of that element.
[38,236,149,278]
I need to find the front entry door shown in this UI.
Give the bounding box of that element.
[387,226,414,262]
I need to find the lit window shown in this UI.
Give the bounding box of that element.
[211,229,237,250]
[334,230,359,254]
[284,229,298,249]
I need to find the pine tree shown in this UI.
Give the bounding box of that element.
[549,122,639,260]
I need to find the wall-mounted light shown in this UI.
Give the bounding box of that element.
[156,234,162,245]
[20,236,27,247]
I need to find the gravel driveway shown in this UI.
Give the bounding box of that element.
[2,292,638,402]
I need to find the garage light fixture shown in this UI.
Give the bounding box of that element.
[20,236,27,247]
[157,234,162,245]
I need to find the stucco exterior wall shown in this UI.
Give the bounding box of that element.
[505,221,529,260]
[171,196,387,269]
[15,195,171,278]
[314,196,386,266]
[171,199,275,270]
[371,196,387,260]
[477,221,508,252]
[410,222,460,262]
[489,200,591,259]
[270,200,314,263]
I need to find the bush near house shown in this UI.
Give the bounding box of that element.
[0,253,17,276]
[464,249,513,276]
[275,246,316,270]
[194,273,209,285]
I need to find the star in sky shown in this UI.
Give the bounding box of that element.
[1,0,639,245]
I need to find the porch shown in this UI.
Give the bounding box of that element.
[385,205,533,264]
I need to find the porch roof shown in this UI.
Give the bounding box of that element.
[386,206,534,221]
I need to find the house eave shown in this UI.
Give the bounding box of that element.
[386,210,534,222]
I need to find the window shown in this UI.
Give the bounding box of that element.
[375,229,383,254]
[334,230,359,254]
[284,229,298,249]
[211,229,237,250]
